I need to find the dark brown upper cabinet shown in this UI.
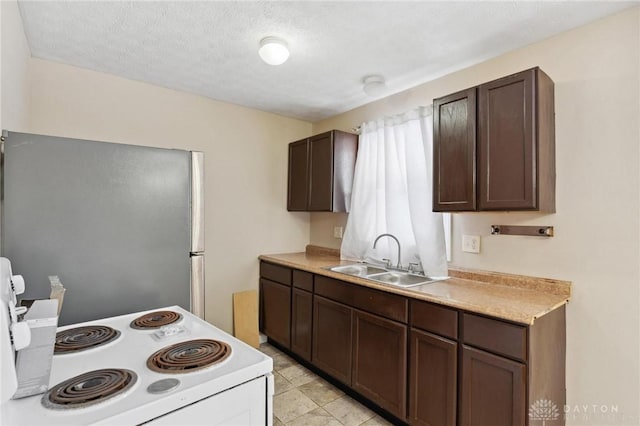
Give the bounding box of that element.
[433,68,555,212]
[287,130,358,212]
[288,140,310,211]
[433,88,477,211]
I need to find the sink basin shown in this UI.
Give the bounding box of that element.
[367,271,441,288]
[327,263,446,288]
[329,264,388,277]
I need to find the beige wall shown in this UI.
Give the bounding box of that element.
[312,7,640,423]
[6,2,312,338]
[1,0,2,125]
[1,0,312,341]
[25,58,312,333]
[0,0,31,131]
[1,0,33,245]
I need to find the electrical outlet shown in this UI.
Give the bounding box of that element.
[333,226,344,239]
[462,235,480,254]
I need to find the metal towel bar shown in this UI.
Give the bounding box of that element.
[490,225,554,237]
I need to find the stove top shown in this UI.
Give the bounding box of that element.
[54,325,121,354]
[1,306,272,425]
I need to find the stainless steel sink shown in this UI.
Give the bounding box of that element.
[366,271,442,288]
[327,263,446,288]
[328,264,388,277]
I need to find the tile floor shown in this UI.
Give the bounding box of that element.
[258,343,394,426]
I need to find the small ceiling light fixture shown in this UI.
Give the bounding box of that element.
[362,75,387,96]
[258,36,290,66]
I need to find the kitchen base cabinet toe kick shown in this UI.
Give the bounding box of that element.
[259,260,566,426]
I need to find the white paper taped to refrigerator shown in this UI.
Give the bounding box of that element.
[48,276,66,316]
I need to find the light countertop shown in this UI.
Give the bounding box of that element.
[259,250,570,325]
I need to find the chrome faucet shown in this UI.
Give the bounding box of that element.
[373,233,402,269]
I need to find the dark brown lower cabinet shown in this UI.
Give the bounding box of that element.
[259,264,565,426]
[291,288,313,361]
[352,310,407,419]
[460,345,526,426]
[312,296,353,384]
[259,278,291,348]
[409,329,457,426]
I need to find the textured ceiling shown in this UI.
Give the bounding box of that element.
[17,1,637,122]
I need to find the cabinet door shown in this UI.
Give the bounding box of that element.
[478,69,536,210]
[291,288,313,361]
[409,329,457,426]
[288,140,309,211]
[352,310,407,420]
[312,296,352,385]
[259,279,291,348]
[460,345,526,426]
[433,88,477,212]
[308,132,334,211]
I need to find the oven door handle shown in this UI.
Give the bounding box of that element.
[266,373,274,426]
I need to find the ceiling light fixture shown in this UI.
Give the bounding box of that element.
[362,75,386,96]
[258,37,290,66]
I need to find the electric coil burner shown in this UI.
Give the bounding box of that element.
[130,310,182,329]
[42,368,137,410]
[147,339,231,373]
[54,325,121,354]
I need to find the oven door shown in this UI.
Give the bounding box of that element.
[147,374,272,426]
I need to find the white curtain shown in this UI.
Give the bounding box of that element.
[340,106,448,277]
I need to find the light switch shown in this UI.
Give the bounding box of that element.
[462,235,480,254]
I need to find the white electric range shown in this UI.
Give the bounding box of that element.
[0,258,273,425]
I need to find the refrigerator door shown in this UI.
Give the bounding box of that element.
[1,132,192,325]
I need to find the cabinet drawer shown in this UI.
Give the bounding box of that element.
[462,313,527,361]
[410,300,458,340]
[292,270,313,292]
[260,262,291,286]
[315,275,407,323]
